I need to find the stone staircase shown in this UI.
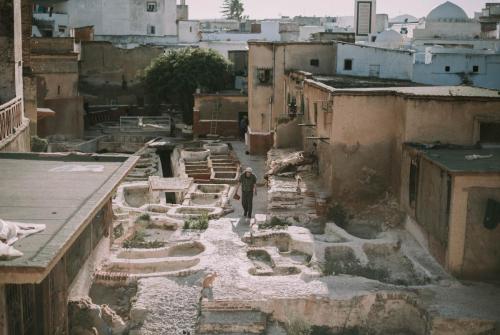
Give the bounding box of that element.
[198,308,267,334]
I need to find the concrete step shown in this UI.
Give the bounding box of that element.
[198,309,266,334]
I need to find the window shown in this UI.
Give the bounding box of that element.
[409,157,420,209]
[256,68,272,85]
[344,59,353,71]
[480,122,500,143]
[147,25,156,35]
[310,59,319,67]
[146,1,157,12]
[400,27,408,35]
[473,65,479,73]
[371,35,377,42]
[189,26,193,33]
[445,66,450,72]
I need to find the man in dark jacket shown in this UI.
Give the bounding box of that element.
[235,167,257,220]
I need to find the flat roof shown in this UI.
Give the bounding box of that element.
[313,75,418,89]
[327,85,500,99]
[0,152,137,283]
[412,147,500,174]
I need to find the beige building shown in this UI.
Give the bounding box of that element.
[247,41,337,154]
[401,145,500,279]
[276,70,500,278]
[0,0,30,152]
[30,37,84,138]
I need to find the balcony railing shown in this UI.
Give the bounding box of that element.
[0,97,23,143]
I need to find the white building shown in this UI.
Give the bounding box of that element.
[336,42,413,80]
[43,0,179,46]
[413,47,500,89]
[178,20,200,44]
[413,1,481,40]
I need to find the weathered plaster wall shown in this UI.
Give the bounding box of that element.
[193,94,247,138]
[329,94,403,201]
[403,99,500,145]
[79,41,164,104]
[38,97,84,138]
[247,42,337,153]
[448,176,500,278]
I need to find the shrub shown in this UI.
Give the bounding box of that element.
[123,229,165,249]
[183,213,209,230]
[286,318,312,335]
[31,136,48,152]
[259,216,290,230]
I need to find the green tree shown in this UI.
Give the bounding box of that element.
[221,0,245,21]
[143,48,232,124]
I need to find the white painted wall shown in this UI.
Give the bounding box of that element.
[178,20,200,43]
[56,0,177,37]
[336,43,413,80]
[201,21,280,42]
[199,41,248,59]
[412,51,500,89]
[413,21,481,40]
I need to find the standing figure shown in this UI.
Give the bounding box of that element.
[239,116,248,141]
[235,167,257,220]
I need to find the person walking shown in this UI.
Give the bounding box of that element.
[235,167,257,220]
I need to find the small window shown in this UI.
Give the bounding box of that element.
[310,59,319,67]
[480,122,500,143]
[371,36,377,42]
[57,85,61,95]
[189,26,193,33]
[473,65,479,73]
[400,27,408,35]
[344,59,353,71]
[147,1,157,12]
[445,66,450,72]
[256,68,272,85]
[147,25,156,35]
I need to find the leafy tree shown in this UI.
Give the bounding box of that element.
[221,0,245,21]
[143,48,232,124]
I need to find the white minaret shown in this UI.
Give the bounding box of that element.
[354,0,377,39]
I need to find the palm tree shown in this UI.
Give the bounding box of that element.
[221,0,245,21]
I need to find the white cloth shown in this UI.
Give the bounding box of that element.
[0,219,46,260]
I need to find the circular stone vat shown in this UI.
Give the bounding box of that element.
[124,186,150,208]
[203,143,229,155]
[181,148,210,162]
[167,241,205,257]
[196,184,227,194]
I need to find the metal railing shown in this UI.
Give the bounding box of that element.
[0,97,23,142]
[119,116,172,133]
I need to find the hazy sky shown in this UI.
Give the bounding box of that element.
[187,0,495,20]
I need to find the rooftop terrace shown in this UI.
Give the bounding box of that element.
[0,152,137,283]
